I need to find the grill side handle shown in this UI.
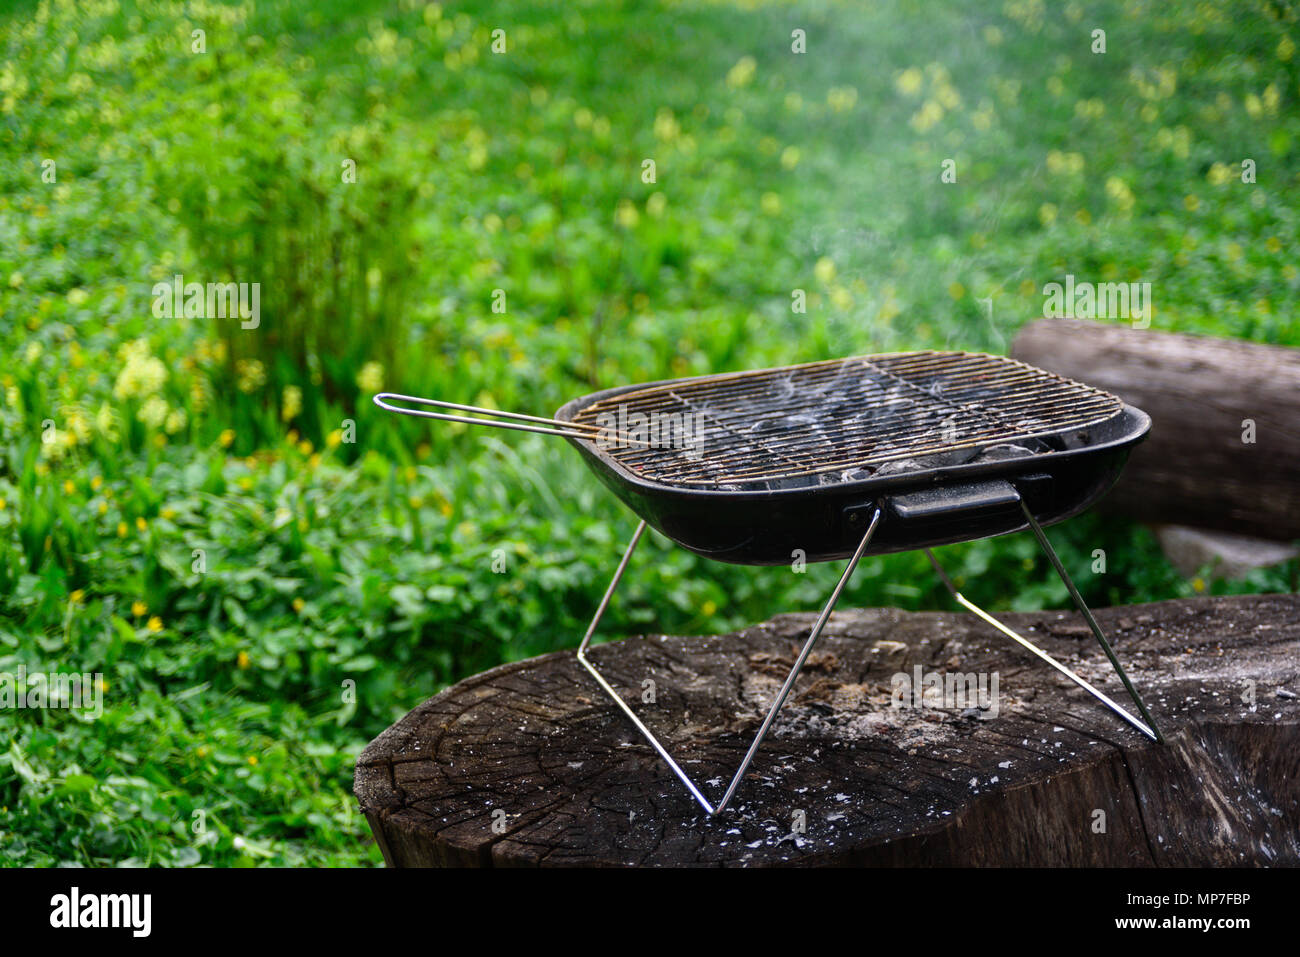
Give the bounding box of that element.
[842,477,1033,552]
[885,479,1022,522]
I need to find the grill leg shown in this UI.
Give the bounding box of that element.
[576,508,883,816]
[924,502,1163,744]
[576,520,716,815]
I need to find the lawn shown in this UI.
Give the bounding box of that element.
[1,0,1296,865]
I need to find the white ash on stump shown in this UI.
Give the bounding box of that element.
[355,594,1300,867]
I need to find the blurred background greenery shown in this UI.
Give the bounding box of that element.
[1,0,1296,865]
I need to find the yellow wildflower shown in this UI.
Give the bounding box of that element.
[138,395,168,429]
[827,86,858,112]
[113,339,166,400]
[281,385,303,422]
[910,100,943,132]
[726,56,756,89]
[653,108,679,142]
[1105,177,1135,211]
[356,361,384,393]
[615,200,639,229]
[235,358,266,394]
[895,67,923,96]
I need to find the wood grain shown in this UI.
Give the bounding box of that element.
[356,594,1300,867]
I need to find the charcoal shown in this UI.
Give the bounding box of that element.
[972,443,1038,463]
[874,458,920,476]
[766,474,820,491]
[914,447,981,469]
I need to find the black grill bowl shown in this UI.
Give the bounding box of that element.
[556,379,1149,566]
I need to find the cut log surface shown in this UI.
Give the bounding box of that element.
[356,594,1300,867]
[1011,318,1300,541]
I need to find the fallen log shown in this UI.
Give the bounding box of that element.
[1010,318,1300,541]
[355,594,1300,866]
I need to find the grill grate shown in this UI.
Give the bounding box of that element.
[570,351,1124,489]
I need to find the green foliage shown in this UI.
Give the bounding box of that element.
[147,23,427,438]
[0,0,1296,866]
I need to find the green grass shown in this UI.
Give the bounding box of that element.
[1,0,1297,865]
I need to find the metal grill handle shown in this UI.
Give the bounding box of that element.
[373,392,609,442]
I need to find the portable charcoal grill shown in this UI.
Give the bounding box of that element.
[375,351,1164,815]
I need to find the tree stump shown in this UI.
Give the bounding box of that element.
[355,594,1300,867]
